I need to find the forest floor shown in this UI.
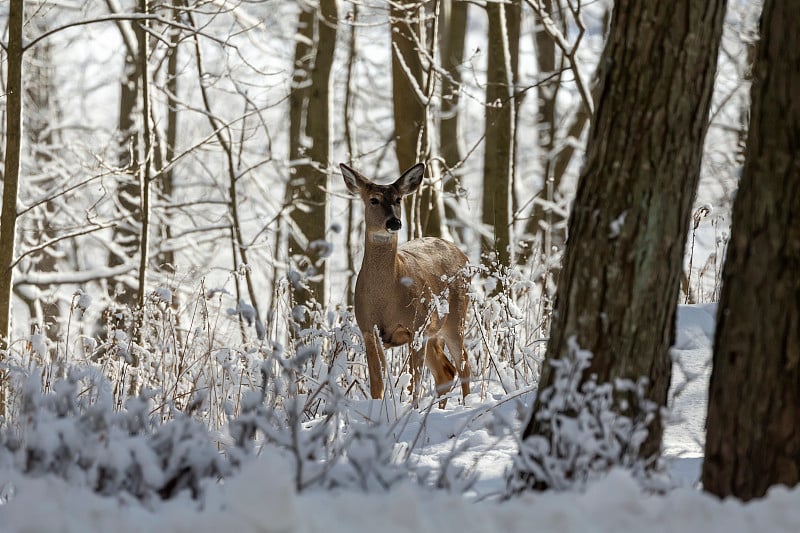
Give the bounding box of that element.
[2,304,799,532]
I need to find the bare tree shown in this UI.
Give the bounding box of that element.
[703,0,800,501]
[0,0,25,415]
[481,0,518,266]
[438,0,468,231]
[134,0,154,333]
[520,0,607,265]
[18,8,63,336]
[105,0,145,314]
[390,0,446,239]
[287,0,338,311]
[520,0,726,485]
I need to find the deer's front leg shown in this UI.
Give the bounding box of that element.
[364,329,385,399]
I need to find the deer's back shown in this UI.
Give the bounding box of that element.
[397,237,468,285]
[354,237,468,344]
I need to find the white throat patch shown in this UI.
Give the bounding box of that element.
[370,233,394,243]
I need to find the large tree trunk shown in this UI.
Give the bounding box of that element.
[702,0,800,501]
[522,0,726,471]
[287,0,337,309]
[481,0,516,266]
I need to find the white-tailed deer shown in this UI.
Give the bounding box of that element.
[340,162,471,406]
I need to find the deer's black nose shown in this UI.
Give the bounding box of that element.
[386,217,402,232]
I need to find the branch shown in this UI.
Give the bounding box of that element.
[524,0,594,116]
[21,13,229,52]
[16,264,137,286]
[11,223,114,270]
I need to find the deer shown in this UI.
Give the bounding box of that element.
[340,162,471,407]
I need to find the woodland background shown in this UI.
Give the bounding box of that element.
[2,0,795,513]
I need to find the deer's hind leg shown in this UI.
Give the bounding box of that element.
[424,338,458,408]
[441,291,471,401]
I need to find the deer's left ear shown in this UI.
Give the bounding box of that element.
[394,163,425,196]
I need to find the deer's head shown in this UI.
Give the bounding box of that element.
[340,163,424,236]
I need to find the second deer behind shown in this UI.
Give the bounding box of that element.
[340,162,471,407]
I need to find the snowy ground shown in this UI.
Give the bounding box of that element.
[2,305,799,532]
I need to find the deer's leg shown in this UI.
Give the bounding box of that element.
[442,330,471,401]
[364,330,385,400]
[444,284,471,402]
[425,337,457,409]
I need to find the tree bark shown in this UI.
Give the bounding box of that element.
[0,0,25,415]
[523,0,726,466]
[134,0,153,344]
[481,0,516,266]
[702,0,800,501]
[157,2,182,275]
[438,0,468,231]
[287,0,337,309]
[107,2,143,312]
[391,0,444,239]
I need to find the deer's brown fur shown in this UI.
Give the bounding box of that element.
[341,163,471,406]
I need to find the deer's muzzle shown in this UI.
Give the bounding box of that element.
[386,217,402,232]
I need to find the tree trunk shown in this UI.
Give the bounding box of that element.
[438,0,468,232]
[391,0,443,239]
[523,0,726,469]
[107,6,143,312]
[157,2,182,275]
[481,0,516,266]
[287,0,337,309]
[0,0,25,415]
[135,0,153,343]
[702,0,800,501]
[343,2,359,307]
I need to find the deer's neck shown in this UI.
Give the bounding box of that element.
[361,231,400,279]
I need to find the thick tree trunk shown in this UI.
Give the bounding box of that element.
[523,0,726,465]
[702,0,800,501]
[481,0,516,266]
[287,0,337,308]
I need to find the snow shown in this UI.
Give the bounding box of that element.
[2,306,799,532]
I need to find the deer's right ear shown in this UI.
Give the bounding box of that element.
[339,163,364,195]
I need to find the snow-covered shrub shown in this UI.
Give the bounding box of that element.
[0,370,230,506]
[467,261,548,399]
[226,348,420,493]
[507,337,657,493]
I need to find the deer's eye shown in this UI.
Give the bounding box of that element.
[395,198,402,205]
[370,198,380,205]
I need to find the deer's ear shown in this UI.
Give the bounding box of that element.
[340,163,367,195]
[394,163,425,196]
